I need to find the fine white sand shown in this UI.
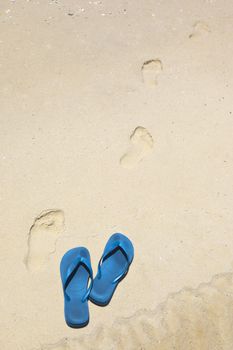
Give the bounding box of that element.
[1,1,233,349]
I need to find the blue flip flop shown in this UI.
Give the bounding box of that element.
[60,247,93,328]
[89,233,134,306]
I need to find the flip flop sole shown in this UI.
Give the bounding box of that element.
[60,247,93,328]
[89,238,134,306]
[66,318,89,328]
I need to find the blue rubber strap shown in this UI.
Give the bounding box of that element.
[112,265,129,284]
[64,256,93,302]
[97,241,129,284]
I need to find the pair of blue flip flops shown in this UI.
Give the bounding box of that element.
[60,233,134,328]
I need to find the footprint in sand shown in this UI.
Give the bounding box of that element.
[25,209,65,272]
[141,59,163,86]
[189,21,211,39]
[120,126,154,169]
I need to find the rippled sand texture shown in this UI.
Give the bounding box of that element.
[40,272,233,350]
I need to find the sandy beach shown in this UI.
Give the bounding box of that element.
[1,0,233,349]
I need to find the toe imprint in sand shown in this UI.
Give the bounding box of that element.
[189,21,210,39]
[141,59,163,86]
[25,209,65,272]
[120,126,154,169]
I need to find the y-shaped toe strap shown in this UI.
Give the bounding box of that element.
[97,240,130,284]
